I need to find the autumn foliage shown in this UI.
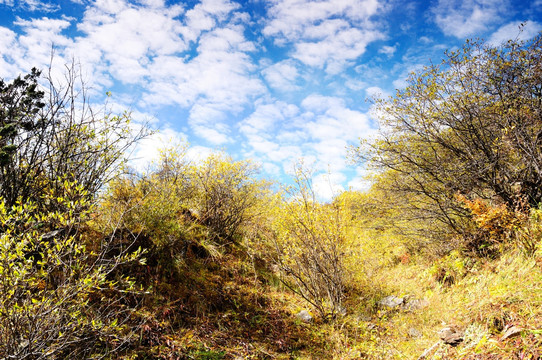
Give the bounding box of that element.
[1,34,542,360]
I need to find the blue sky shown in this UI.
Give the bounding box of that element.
[1,0,541,199]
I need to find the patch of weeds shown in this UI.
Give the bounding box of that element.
[188,348,226,360]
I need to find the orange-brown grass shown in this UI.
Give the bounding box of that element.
[121,248,345,359]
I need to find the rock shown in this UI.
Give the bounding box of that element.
[501,325,522,341]
[438,326,464,346]
[378,295,404,308]
[404,298,429,311]
[296,310,313,322]
[408,327,422,338]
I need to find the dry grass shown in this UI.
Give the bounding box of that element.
[340,235,542,360]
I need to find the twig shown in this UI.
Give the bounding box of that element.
[417,340,441,360]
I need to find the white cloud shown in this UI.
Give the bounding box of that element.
[239,95,375,200]
[269,145,303,163]
[137,0,167,7]
[312,172,346,201]
[192,125,230,145]
[392,63,425,90]
[141,20,264,145]
[1,0,267,150]
[300,94,372,142]
[129,127,188,171]
[76,2,186,84]
[310,138,349,173]
[419,36,433,44]
[347,168,373,192]
[263,0,385,73]
[488,21,542,45]
[246,135,280,154]
[262,162,281,177]
[239,101,299,135]
[1,0,60,12]
[299,94,373,174]
[344,79,366,91]
[0,27,19,78]
[239,101,304,162]
[262,59,300,91]
[293,25,384,74]
[2,17,74,77]
[242,95,372,168]
[182,0,240,42]
[188,103,231,145]
[264,0,380,39]
[23,0,60,12]
[378,44,397,57]
[74,0,264,145]
[365,86,389,99]
[186,145,214,163]
[431,0,510,38]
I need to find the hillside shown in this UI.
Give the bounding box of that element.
[1,34,541,360]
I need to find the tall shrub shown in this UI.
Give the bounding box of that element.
[273,165,347,319]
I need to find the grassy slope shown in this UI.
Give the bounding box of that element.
[123,234,541,359]
[115,196,542,360]
[355,251,542,359]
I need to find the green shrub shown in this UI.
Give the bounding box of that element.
[0,184,142,359]
[0,64,147,212]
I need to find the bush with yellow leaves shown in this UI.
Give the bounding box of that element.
[97,148,271,286]
[272,165,348,319]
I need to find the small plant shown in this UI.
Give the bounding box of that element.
[428,250,468,286]
[455,194,542,256]
[456,194,528,256]
[514,204,542,256]
[189,348,226,360]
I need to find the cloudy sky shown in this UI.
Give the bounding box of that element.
[1,0,541,199]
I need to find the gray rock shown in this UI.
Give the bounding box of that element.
[378,295,404,308]
[408,327,422,338]
[438,326,464,346]
[404,298,429,311]
[296,310,313,322]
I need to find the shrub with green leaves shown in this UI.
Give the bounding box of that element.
[96,146,197,281]
[0,63,147,212]
[0,184,143,359]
